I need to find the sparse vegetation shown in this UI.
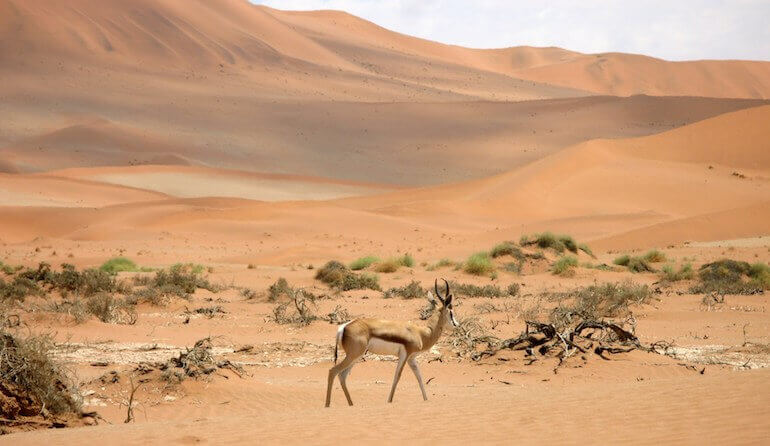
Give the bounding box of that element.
[372,254,414,273]
[427,258,454,271]
[450,281,506,298]
[161,337,242,383]
[552,255,578,275]
[463,252,495,276]
[520,232,578,254]
[271,288,318,326]
[642,250,666,263]
[383,280,425,299]
[690,259,769,295]
[613,254,655,273]
[490,242,522,259]
[315,261,381,291]
[661,263,694,282]
[84,293,137,324]
[131,263,220,305]
[349,256,380,271]
[578,243,595,258]
[267,278,292,302]
[549,281,652,326]
[100,257,152,274]
[0,330,82,416]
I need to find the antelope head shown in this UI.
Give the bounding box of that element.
[434,278,459,327]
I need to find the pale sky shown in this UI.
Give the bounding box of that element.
[254,0,770,61]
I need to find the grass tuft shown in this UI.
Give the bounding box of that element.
[463,252,495,276]
[552,255,578,275]
[349,256,380,271]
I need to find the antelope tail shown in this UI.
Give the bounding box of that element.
[334,321,352,364]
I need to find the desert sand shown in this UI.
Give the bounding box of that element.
[1,0,769,444]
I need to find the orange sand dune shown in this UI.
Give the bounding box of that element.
[266,6,770,99]
[2,96,765,184]
[2,106,767,252]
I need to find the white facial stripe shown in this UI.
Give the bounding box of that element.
[450,310,459,327]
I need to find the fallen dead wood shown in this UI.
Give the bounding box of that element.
[471,319,643,364]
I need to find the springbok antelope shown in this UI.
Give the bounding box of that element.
[325,279,458,407]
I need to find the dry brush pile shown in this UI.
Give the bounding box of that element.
[444,281,664,369]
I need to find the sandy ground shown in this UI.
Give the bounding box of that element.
[1,1,770,444]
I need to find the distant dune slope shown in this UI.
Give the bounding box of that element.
[265,7,770,99]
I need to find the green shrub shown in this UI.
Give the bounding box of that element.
[613,255,654,273]
[749,263,770,288]
[661,263,694,282]
[552,255,578,275]
[349,256,380,271]
[643,250,666,263]
[463,252,495,276]
[520,232,578,253]
[100,257,138,273]
[613,255,631,266]
[398,254,415,268]
[490,242,522,259]
[690,259,767,294]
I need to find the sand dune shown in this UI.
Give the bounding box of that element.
[268,7,770,99]
[2,96,765,184]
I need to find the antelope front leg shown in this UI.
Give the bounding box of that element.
[408,356,428,401]
[387,349,408,403]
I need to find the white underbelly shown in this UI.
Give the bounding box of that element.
[367,338,403,357]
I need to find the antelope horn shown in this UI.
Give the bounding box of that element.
[443,278,450,298]
[434,279,445,303]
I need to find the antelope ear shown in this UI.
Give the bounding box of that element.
[426,290,437,304]
[444,294,453,306]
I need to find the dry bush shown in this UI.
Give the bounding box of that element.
[547,281,651,330]
[188,306,226,319]
[84,293,137,324]
[267,278,292,302]
[0,330,82,417]
[449,281,507,298]
[383,280,425,299]
[271,288,318,326]
[239,287,257,300]
[130,263,221,305]
[159,337,242,383]
[325,305,351,324]
[444,317,498,358]
[315,261,380,291]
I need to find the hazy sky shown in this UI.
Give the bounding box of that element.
[254,0,770,61]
